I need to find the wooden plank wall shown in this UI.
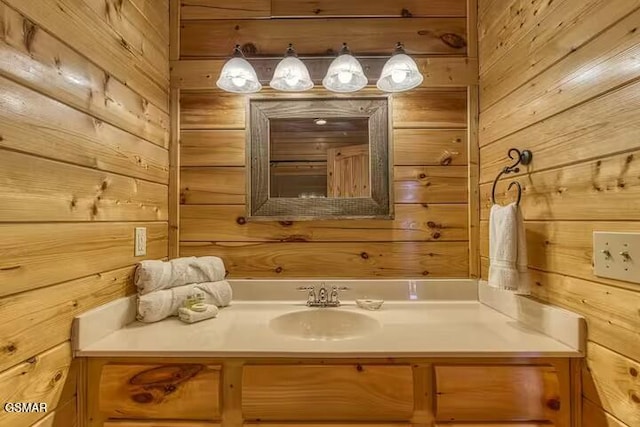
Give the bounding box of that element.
[478,1,640,426]
[173,0,479,278]
[0,0,170,426]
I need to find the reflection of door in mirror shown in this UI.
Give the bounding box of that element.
[327,144,370,197]
[269,117,370,199]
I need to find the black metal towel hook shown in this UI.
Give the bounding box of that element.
[491,148,533,206]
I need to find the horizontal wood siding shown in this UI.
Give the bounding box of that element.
[478,1,640,425]
[175,1,477,278]
[0,0,170,426]
[180,18,467,58]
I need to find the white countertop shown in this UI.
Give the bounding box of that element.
[76,300,581,358]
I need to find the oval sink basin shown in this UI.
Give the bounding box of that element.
[269,309,380,341]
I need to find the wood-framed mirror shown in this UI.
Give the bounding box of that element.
[246,96,393,221]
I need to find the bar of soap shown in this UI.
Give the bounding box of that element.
[191,303,207,312]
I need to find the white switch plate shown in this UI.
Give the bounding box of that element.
[135,227,147,257]
[593,232,639,283]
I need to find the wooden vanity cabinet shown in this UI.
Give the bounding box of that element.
[85,358,577,427]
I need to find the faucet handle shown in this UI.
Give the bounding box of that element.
[297,286,316,306]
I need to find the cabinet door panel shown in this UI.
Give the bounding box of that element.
[242,365,414,421]
[99,364,221,420]
[435,366,561,422]
[104,422,219,426]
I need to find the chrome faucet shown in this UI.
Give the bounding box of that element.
[297,283,349,307]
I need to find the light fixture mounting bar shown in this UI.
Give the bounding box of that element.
[244,57,391,85]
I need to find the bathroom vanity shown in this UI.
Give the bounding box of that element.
[75,281,584,427]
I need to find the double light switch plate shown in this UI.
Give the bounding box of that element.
[593,232,639,284]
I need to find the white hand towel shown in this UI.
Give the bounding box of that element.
[488,203,530,294]
[178,304,219,323]
[135,256,226,295]
[137,280,232,323]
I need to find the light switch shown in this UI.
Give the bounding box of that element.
[593,232,639,283]
[135,227,147,257]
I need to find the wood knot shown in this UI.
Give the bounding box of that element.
[164,384,177,394]
[54,371,63,382]
[22,18,38,53]
[241,43,257,55]
[626,154,634,164]
[132,392,154,404]
[4,344,17,354]
[419,173,427,179]
[440,155,452,166]
[432,231,441,240]
[356,364,364,372]
[631,393,640,403]
[630,367,638,377]
[101,180,108,190]
[279,220,293,227]
[275,266,283,273]
[547,398,561,411]
[236,216,246,225]
[401,8,413,17]
[360,252,369,259]
[440,33,467,49]
[427,221,437,228]
[422,270,430,276]
[313,8,322,14]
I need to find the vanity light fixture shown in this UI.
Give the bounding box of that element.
[216,45,262,94]
[322,43,368,93]
[376,42,424,93]
[314,118,328,125]
[269,43,314,92]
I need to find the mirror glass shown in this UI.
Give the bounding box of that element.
[247,97,391,221]
[269,118,370,199]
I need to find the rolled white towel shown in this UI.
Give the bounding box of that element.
[135,256,226,295]
[137,280,232,323]
[178,304,219,323]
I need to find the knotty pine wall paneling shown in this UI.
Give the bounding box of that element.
[0,1,170,426]
[478,1,640,426]
[173,0,478,278]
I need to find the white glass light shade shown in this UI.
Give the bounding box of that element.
[216,57,261,94]
[270,56,313,92]
[377,53,424,93]
[322,53,367,93]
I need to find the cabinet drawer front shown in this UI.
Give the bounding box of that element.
[435,366,561,422]
[99,364,221,420]
[242,365,414,421]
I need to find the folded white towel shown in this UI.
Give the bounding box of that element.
[178,304,219,323]
[137,280,232,323]
[488,203,529,294]
[135,256,226,295]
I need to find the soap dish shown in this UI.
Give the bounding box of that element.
[356,299,384,310]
